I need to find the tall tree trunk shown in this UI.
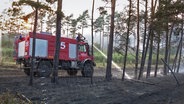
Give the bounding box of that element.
[0,31,2,63]
[29,0,39,86]
[177,14,184,73]
[154,0,162,77]
[67,24,69,37]
[154,0,161,77]
[100,31,102,49]
[146,30,153,78]
[122,0,131,80]
[91,0,95,56]
[51,0,62,84]
[102,21,105,52]
[146,0,154,78]
[82,27,84,35]
[138,0,148,80]
[172,36,182,72]
[164,0,169,75]
[135,0,140,79]
[167,23,175,67]
[154,31,160,77]
[106,0,116,81]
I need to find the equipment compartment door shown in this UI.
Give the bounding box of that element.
[18,41,25,57]
[29,38,48,57]
[69,44,77,59]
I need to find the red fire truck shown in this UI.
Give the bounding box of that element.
[14,32,95,77]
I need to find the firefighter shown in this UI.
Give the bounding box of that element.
[19,34,25,41]
[76,33,85,42]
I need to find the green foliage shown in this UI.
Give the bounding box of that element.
[112,53,135,64]
[94,48,137,67]
[112,52,123,63]
[94,50,105,63]
[2,40,13,48]
[94,43,101,49]
[2,48,14,62]
[1,36,14,65]
[93,44,178,68]
[46,0,57,4]
[17,0,52,11]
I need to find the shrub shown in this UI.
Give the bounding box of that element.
[94,51,106,63]
[1,36,15,64]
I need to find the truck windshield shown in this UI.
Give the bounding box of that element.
[78,45,86,52]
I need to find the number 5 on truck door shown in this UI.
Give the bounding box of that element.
[60,42,66,49]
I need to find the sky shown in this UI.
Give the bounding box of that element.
[0,0,12,13]
[62,0,128,19]
[0,0,128,18]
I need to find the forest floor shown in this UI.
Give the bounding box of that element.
[0,66,184,104]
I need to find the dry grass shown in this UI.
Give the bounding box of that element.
[0,91,30,104]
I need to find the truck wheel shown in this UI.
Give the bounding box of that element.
[37,61,52,77]
[82,63,93,77]
[67,69,78,76]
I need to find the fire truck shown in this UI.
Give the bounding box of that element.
[14,32,95,77]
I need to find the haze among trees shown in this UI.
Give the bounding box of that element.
[0,0,184,81]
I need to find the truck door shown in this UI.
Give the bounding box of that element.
[78,44,88,61]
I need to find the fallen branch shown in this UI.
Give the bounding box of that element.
[15,92,32,104]
[5,88,32,104]
[161,58,180,86]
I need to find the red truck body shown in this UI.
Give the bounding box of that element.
[14,32,95,77]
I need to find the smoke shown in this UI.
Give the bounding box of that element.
[179,64,184,73]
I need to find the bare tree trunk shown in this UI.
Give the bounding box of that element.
[168,23,175,66]
[172,19,183,73]
[100,31,102,49]
[29,0,39,86]
[102,27,104,52]
[122,0,131,80]
[138,0,148,80]
[164,0,169,75]
[67,24,69,37]
[172,37,182,72]
[146,0,154,78]
[0,31,2,63]
[154,0,162,77]
[154,32,160,77]
[106,0,116,81]
[177,14,184,73]
[91,0,95,56]
[51,0,62,84]
[135,0,140,79]
[82,27,84,35]
[146,30,153,78]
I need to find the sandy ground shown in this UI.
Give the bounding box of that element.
[0,66,184,104]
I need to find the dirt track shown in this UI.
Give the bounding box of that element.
[0,66,184,104]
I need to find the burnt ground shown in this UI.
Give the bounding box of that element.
[0,66,184,104]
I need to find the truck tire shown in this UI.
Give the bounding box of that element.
[82,63,94,77]
[67,69,78,76]
[37,61,52,77]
